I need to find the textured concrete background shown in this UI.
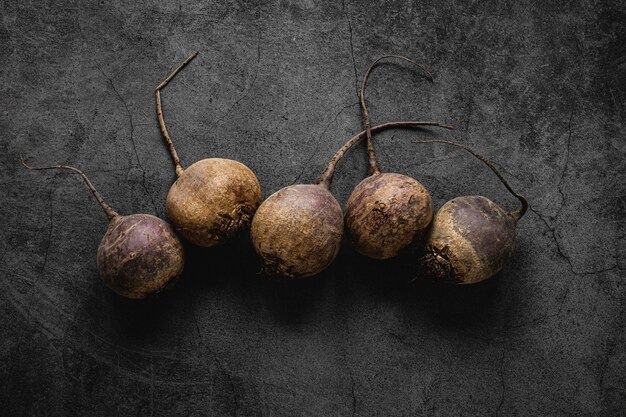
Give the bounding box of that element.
[1,0,624,415]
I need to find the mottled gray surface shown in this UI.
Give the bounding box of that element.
[1,0,624,416]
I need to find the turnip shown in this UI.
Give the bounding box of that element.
[413,140,528,284]
[23,162,185,299]
[155,52,262,247]
[250,120,452,279]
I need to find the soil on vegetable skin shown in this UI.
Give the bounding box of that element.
[418,195,517,284]
[345,172,433,260]
[251,184,343,278]
[166,158,262,247]
[97,214,185,299]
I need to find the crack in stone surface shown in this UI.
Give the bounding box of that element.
[190,305,202,344]
[528,206,621,326]
[350,373,357,417]
[342,0,359,98]
[495,347,507,417]
[291,101,358,184]
[97,66,158,215]
[26,190,54,321]
[554,111,573,220]
[529,207,619,277]
[385,329,423,347]
[464,97,473,139]
[3,191,54,401]
[211,20,262,128]
[525,113,620,282]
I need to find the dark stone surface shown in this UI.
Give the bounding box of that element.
[1,0,624,415]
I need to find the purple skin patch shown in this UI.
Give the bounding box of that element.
[97,214,184,298]
[345,173,432,259]
[448,196,516,273]
[419,196,517,284]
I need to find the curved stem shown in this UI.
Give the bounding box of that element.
[413,140,528,221]
[315,120,454,190]
[22,161,119,220]
[155,51,198,178]
[360,55,434,175]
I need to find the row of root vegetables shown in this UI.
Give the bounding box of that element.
[25,53,527,300]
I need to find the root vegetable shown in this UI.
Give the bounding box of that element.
[251,183,343,278]
[345,55,451,259]
[155,52,262,247]
[413,140,528,284]
[23,163,185,299]
[251,119,452,279]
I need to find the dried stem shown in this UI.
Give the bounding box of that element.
[22,161,119,220]
[413,140,528,220]
[360,55,435,175]
[155,51,198,178]
[315,120,454,190]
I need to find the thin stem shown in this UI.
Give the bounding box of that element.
[315,120,454,190]
[413,140,528,221]
[22,161,119,220]
[360,55,434,175]
[155,51,198,178]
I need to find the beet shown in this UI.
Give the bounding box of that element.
[345,55,452,259]
[413,140,528,284]
[251,184,343,278]
[24,163,185,299]
[155,52,262,247]
[251,120,452,279]
[345,172,433,259]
